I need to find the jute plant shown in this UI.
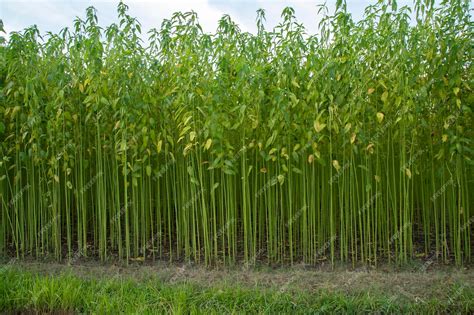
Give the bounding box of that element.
[0,0,472,266]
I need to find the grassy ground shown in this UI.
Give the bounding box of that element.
[0,260,473,314]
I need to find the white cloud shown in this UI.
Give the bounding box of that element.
[0,0,420,39]
[2,0,238,36]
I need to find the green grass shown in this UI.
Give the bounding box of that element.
[1,266,473,314]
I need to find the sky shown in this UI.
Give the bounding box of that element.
[1,0,416,39]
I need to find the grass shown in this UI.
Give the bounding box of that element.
[1,262,473,314]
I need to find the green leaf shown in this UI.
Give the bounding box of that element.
[146,165,152,177]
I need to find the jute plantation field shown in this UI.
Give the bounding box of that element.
[0,0,473,313]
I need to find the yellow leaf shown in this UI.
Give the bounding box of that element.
[405,168,412,179]
[313,120,326,133]
[183,143,193,156]
[79,83,84,93]
[204,138,212,150]
[156,140,163,153]
[54,175,60,183]
[277,175,285,185]
[308,154,314,164]
[344,123,352,133]
[190,131,196,141]
[332,160,341,171]
[366,143,375,154]
[368,88,375,95]
[442,134,448,142]
[376,112,384,123]
[351,133,356,144]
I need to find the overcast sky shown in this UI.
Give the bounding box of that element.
[2,0,416,38]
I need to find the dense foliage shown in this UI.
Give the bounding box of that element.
[0,0,473,266]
